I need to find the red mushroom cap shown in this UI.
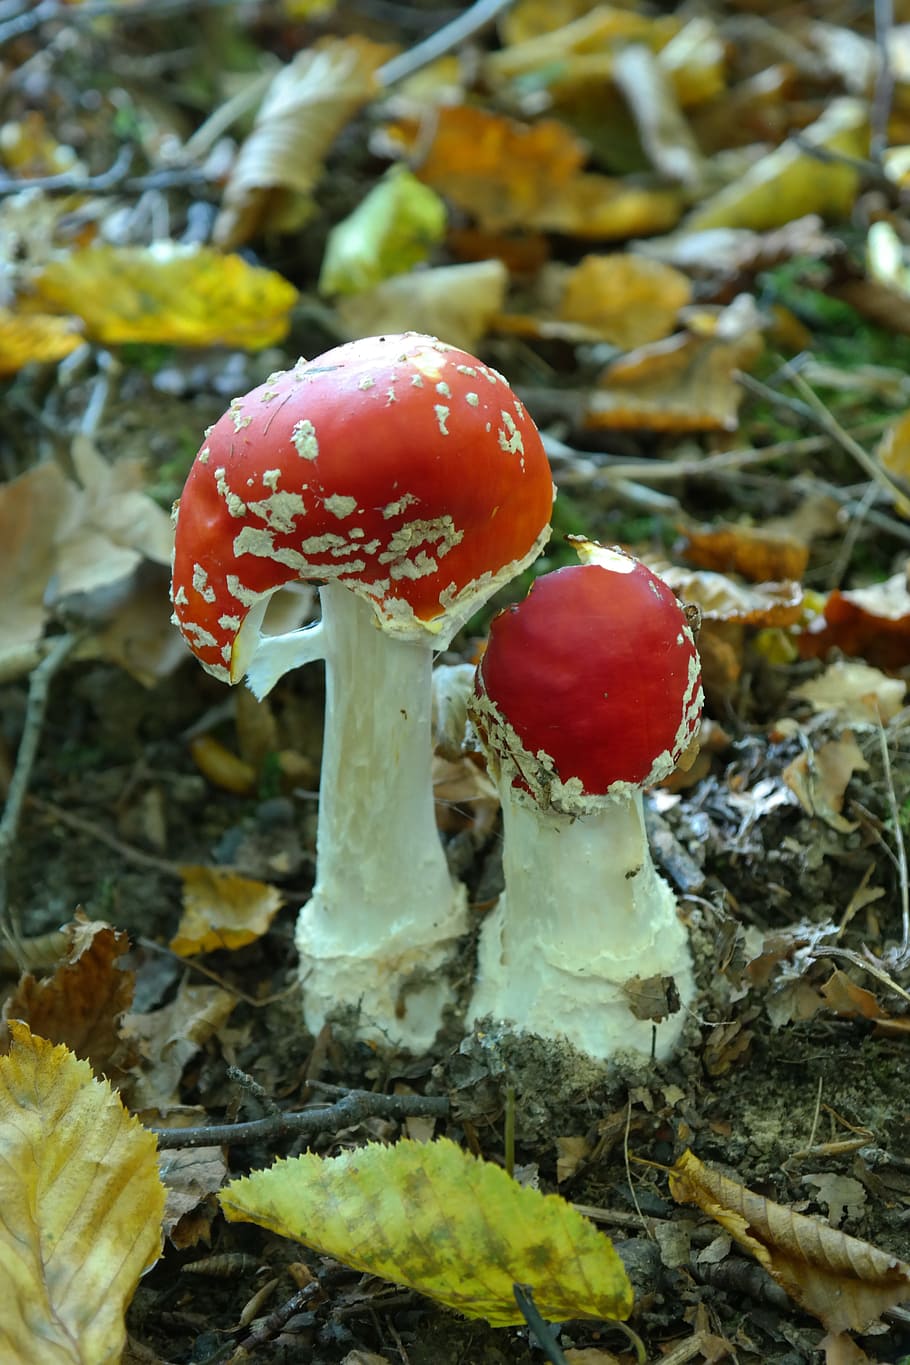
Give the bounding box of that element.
[471,542,703,812]
[171,333,554,682]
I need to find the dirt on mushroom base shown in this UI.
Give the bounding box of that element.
[6,639,910,1360]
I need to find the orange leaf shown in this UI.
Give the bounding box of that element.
[680,522,809,583]
[799,571,910,670]
[3,919,136,1082]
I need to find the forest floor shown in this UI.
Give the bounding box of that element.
[3,1,910,1362]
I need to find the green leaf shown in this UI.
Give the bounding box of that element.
[319,166,447,295]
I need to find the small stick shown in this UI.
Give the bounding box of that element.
[875,716,910,961]
[150,1090,450,1148]
[871,0,896,163]
[0,633,77,942]
[512,1284,570,1365]
[377,0,515,87]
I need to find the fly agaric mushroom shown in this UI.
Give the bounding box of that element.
[467,540,703,1063]
[171,333,554,1051]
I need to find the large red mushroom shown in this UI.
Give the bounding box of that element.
[467,540,703,1062]
[171,333,554,1050]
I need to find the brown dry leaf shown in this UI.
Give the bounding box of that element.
[876,410,910,517]
[791,661,906,725]
[55,435,174,597]
[800,571,910,670]
[2,919,136,1082]
[30,244,298,348]
[159,1144,228,1248]
[649,561,803,709]
[433,754,500,838]
[681,522,809,584]
[702,1018,754,1076]
[820,969,890,1024]
[123,980,237,1112]
[556,1135,591,1184]
[171,866,284,957]
[336,259,508,354]
[0,1021,165,1363]
[564,1350,623,1365]
[0,440,179,682]
[0,462,77,679]
[584,297,764,432]
[0,305,83,373]
[84,567,189,686]
[216,36,395,247]
[782,732,867,833]
[683,98,868,232]
[669,1148,910,1332]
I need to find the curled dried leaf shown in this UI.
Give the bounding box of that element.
[669,1148,910,1332]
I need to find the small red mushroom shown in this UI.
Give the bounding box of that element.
[170,333,554,1050]
[467,540,703,1062]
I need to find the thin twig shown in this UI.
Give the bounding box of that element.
[872,0,896,163]
[28,797,188,878]
[0,633,78,943]
[150,1090,450,1148]
[230,1281,322,1357]
[876,716,910,962]
[513,1285,570,1365]
[0,0,238,45]
[790,135,894,194]
[739,365,910,507]
[376,0,515,86]
[0,148,212,198]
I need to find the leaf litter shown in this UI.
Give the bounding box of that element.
[1,0,910,1361]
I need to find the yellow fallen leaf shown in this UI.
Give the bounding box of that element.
[669,1148,910,1333]
[171,866,284,956]
[876,409,910,517]
[684,98,868,232]
[220,1138,633,1327]
[0,1021,165,1363]
[0,306,83,373]
[560,252,691,347]
[29,243,298,349]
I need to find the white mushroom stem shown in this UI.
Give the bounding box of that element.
[469,786,693,1061]
[251,581,467,1052]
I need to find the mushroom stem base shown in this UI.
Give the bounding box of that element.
[468,789,694,1062]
